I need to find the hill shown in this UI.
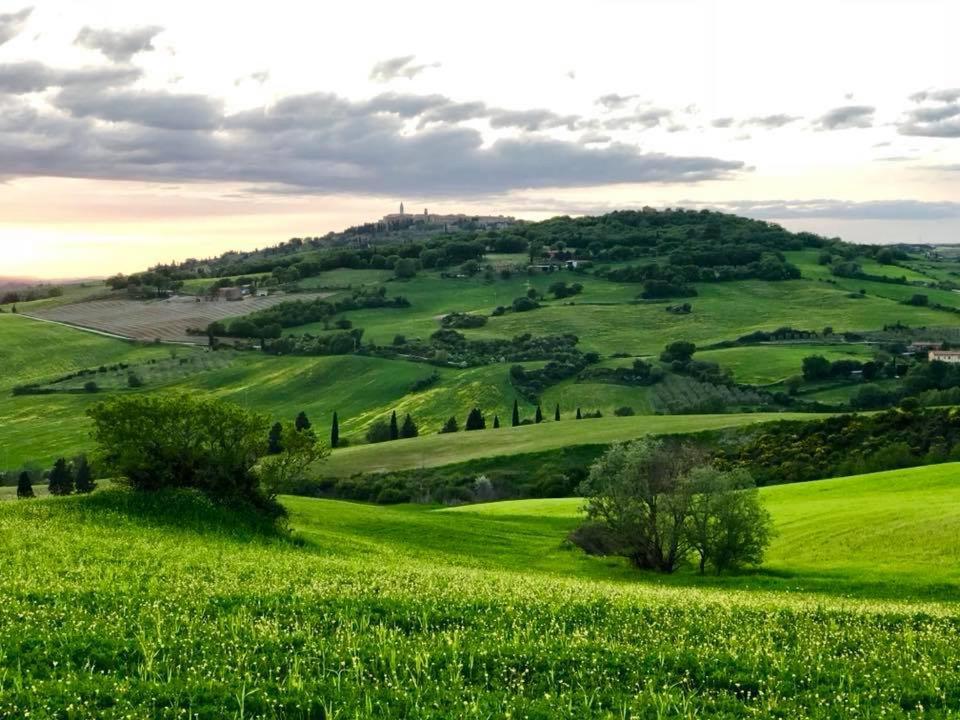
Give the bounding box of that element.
[1,464,958,717]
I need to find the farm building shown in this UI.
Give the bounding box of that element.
[929,349,960,363]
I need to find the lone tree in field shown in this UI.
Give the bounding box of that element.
[88,394,282,514]
[686,467,773,573]
[576,407,582,419]
[390,411,400,440]
[295,412,312,433]
[400,414,418,439]
[493,415,500,429]
[575,439,772,574]
[330,411,340,448]
[535,406,544,424]
[74,456,95,494]
[465,408,486,431]
[48,458,74,496]
[440,416,459,433]
[512,399,520,427]
[256,422,329,497]
[660,340,696,364]
[16,471,34,499]
[554,404,561,421]
[268,422,284,454]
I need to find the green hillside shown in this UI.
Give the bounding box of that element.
[1,464,958,717]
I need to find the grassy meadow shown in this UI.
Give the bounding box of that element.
[1,464,959,717]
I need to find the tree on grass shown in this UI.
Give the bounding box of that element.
[366,419,393,444]
[465,408,486,431]
[295,411,312,433]
[390,411,400,440]
[268,422,284,454]
[554,404,561,421]
[575,440,772,574]
[535,406,543,424]
[512,399,520,427]
[440,416,459,434]
[331,411,340,448]
[256,422,329,497]
[576,407,582,419]
[400,414,418,439]
[16,471,34,499]
[493,415,500,429]
[660,341,696,364]
[74,456,95,494]
[686,467,772,573]
[802,355,831,381]
[48,458,74,496]
[88,394,278,513]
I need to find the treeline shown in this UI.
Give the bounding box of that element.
[377,330,594,369]
[717,407,960,484]
[208,289,409,339]
[0,285,63,305]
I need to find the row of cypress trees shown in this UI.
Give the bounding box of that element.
[17,456,95,499]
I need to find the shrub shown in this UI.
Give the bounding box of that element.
[366,420,393,444]
[614,406,635,416]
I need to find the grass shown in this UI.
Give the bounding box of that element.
[1,465,959,717]
[318,411,833,477]
[696,343,876,385]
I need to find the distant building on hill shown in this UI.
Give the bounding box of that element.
[910,341,943,352]
[381,204,516,230]
[929,349,960,363]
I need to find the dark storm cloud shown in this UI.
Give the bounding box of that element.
[0,88,745,195]
[0,6,31,45]
[0,60,140,93]
[74,25,164,62]
[813,105,875,130]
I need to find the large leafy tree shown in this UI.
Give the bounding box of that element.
[88,394,271,508]
[256,423,329,497]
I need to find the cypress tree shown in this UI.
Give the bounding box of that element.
[555,404,561,421]
[493,415,500,429]
[48,458,73,496]
[576,407,582,419]
[512,399,520,427]
[268,422,283,454]
[535,406,543,424]
[74,456,95,494]
[331,411,340,448]
[295,411,312,433]
[465,408,486,431]
[16,471,34,499]
[440,416,459,433]
[400,414,418,438]
[390,411,400,440]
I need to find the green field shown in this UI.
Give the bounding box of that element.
[317,411,832,477]
[696,343,876,385]
[1,464,959,717]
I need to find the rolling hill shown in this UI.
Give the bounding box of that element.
[1,463,958,717]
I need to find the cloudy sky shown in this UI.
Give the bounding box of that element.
[1,0,959,278]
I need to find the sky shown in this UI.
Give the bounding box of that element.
[1,0,959,279]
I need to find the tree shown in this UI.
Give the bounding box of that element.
[535,406,543,424]
[785,375,803,396]
[576,440,706,572]
[512,399,520,427]
[465,408,486,431]
[660,341,696,364]
[48,458,74,496]
[366,419,393,444]
[390,411,400,440]
[295,411,312,433]
[686,467,773,574]
[576,407,582,419]
[268,422,284,454]
[400,414,418,438]
[440,416,459,434]
[493,415,500,429]
[554,404,561,421]
[74,456,95,494]
[331,411,340,448]
[16,471,34,499]
[394,258,418,279]
[802,355,831,381]
[256,422,329,497]
[88,394,274,510]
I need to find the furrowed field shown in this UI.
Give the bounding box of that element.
[1,464,959,718]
